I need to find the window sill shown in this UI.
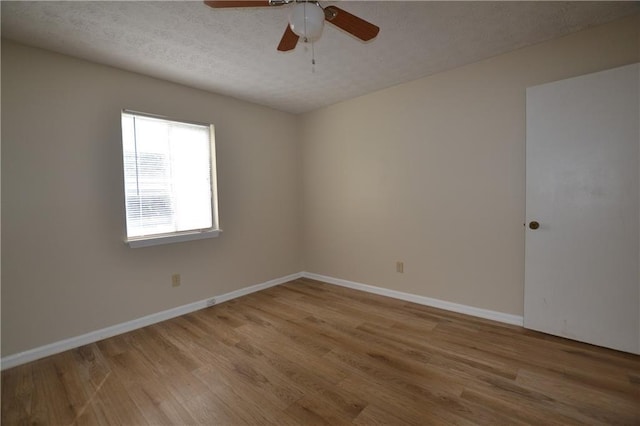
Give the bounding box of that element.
[125,229,222,248]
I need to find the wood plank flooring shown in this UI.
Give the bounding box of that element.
[2,278,639,425]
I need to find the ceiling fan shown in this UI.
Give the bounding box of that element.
[204,1,380,51]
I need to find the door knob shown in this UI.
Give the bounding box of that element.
[529,221,540,230]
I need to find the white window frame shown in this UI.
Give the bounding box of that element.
[121,109,221,248]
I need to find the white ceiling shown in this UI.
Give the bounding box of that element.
[2,1,638,114]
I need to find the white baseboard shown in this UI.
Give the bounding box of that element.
[2,270,523,370]
[1,272,302,371]
[301,272,524,327]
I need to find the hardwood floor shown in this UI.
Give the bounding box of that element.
[2,278,639,425]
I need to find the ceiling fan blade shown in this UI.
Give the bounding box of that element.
[277,24,299,51]
[324,6,379,41]
[204,1,271,8]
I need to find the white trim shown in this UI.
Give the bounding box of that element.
[301,272,524,327]
[126,229,222,248]
[1,272,302,370]
[1,271,524,370]
[212,272,301,304]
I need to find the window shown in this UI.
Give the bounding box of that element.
[121,110,220,248]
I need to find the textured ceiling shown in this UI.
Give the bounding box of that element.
[2,1,638,114]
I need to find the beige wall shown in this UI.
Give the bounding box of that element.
[1,41,302,356]
[301,15,639,316]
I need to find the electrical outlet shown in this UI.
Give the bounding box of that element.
[396,261,404,273]
[172,273,181,287]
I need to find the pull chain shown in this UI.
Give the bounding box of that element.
[302,2,316,73]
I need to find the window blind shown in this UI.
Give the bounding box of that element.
[121,112,213,238]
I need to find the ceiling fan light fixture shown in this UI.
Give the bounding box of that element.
[289,2,324,42]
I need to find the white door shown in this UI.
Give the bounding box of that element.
[524,63,639,354]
